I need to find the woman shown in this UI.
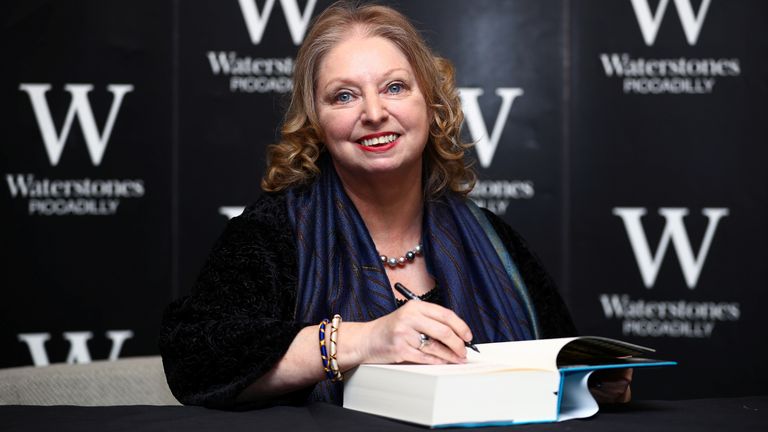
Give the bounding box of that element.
[160,1,628,408]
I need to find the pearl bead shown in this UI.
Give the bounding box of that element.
[378,244,423,268]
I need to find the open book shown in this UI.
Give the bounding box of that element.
[343,336,676,428]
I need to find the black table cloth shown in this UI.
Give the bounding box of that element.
[2,396,766,432]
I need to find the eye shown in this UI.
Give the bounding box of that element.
[334,91,354,104]
[386,82,405,95]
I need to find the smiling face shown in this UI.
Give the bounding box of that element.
[314,33,430,184]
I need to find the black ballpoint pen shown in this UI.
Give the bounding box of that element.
[394,282,480,353]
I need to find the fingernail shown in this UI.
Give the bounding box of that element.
[465,332,473,341]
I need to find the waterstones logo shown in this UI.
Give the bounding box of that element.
[469,180,534,216]
[6,174,144,216]
[14,83,145,216]
[599,294,739,338]
[459,87,533,215]
[599,207,737,339]
[207,52,293,94]
[599,53,740,94]
[204,0,318,94]
[600,0,741,95]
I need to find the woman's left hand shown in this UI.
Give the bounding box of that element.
[588,368,633,404]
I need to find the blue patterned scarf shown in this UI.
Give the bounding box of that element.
[285,157,538,403]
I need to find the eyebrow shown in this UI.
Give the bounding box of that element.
[320,68,413,92]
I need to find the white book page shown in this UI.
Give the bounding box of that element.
[355,337,649,378]
[469,338,579,371]
[362,337,578,375]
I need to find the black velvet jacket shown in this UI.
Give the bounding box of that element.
[159,192,576,409]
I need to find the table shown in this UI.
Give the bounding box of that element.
[2,396,766,432]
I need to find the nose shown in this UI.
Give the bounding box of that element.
[361,95,388,125]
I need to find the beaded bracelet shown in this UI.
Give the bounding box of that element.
[329,314,343,382]
[318,318,334,380]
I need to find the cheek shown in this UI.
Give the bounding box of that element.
[408,103,430,142]
[405,94,429,125]
[318,109,356,145]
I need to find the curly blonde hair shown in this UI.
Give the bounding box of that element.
[261,1,476,197]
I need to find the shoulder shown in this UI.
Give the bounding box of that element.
[219,191,293,242]
[206,191,294,266]
[237,191,289,227]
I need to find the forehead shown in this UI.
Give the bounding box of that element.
[316,35,414,87]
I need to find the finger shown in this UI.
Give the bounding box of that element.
[416,303,473,343]
[396,330,465,365]
[418,337,466,364]
[623,368,634,382]
[589,378,632,404]
[589,368,632,388]
[386,332,446,365]
[408,348,448,365]
[414,320,467,359]
[619,384,632,403]
[393,302,469,357]
[427,305,473,342]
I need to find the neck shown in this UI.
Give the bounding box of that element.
[334,162,424,253]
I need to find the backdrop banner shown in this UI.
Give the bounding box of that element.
[2,1,173,367]
[2,0,766,400]
[568,0,768,398]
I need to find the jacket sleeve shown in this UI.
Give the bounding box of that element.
[481,209,578,338]
[158,193,310,408]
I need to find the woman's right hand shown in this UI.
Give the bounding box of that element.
[237,303,473,402]
[344,301,474,367]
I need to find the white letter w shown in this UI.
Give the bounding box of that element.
[19,83,134,166]
[238,0,318,45]
[613,207,728,289]
[629,0,713,46]
[459,87,524,168]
